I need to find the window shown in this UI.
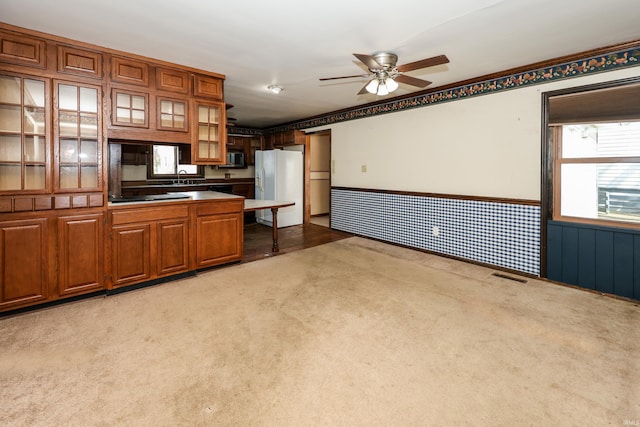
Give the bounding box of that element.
[553,122,640,225]
[149,145,203,178]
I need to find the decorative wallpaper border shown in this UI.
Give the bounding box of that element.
[268,46,640,133]
[227,126,263,136]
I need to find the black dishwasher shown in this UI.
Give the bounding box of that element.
[208,185,233,194]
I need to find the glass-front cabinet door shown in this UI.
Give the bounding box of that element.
[0,73,49,192]
[55,81,102,191]
[193,100,225,164]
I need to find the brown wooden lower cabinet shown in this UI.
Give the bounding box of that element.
[196,213,242,268]
[57,213,104,296]
[111,223,152,286]
[111,218,189,284]
[108,198,243,289]
[0,218,49,310]
[194,199,244,269]
[109,205,190,289]
[156,219,189,275]
[0,198,244,312]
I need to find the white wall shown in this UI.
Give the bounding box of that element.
[308,67,640,201]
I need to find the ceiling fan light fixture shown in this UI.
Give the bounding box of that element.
[365,79,379,94]
[267,84,283,94]
[385,77,399,92]
[376,82,389,96]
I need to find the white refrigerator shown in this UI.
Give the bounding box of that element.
[254,149,304,228]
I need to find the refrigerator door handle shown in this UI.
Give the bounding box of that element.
[257,168,265,193]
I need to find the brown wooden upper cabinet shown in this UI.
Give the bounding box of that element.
[111,56,149,86]
[106,55,225,148]
[156,67,190,94]
[193,74,223,100]
[0,72,50,193]
[54,80,103,192]
[0,28,47,69]
[192,100,226,164]
[265,130,305,148]
[57,45,103,79]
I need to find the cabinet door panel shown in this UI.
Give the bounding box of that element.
[156,68,190,94]
[193,74,222,99]
[112,224,151,286]
[111,56,149,86]
[196,213,242,268]
[157,219,189,276]
[58,214,104,295]
[57,45,103,78]
[0,29,46,68]
[192,101,226,164]
[0,218,48,309]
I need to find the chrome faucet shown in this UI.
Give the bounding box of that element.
[178,169,187,184]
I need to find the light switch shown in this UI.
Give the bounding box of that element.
[361,165,367,173]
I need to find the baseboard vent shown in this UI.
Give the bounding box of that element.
[492,272,528,283]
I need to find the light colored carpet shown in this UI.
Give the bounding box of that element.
[1,237,639,426]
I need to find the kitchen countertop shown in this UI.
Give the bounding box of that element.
[108,191,243,207]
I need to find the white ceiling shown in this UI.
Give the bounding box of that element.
[3,0,640,129]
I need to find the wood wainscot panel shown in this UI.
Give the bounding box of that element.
[57,45,103,79]
[0,29,47,68]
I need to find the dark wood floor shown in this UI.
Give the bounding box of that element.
[242,221,353,263]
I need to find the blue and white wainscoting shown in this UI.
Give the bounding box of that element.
[331,188,540,276]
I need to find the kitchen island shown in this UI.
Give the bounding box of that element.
[244,199,295,252]
[107,191,295,288]
[108,191,245,290]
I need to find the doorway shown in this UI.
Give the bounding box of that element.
[308,131,331,227]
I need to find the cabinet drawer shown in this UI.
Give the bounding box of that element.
[111,204,189,225]
[196,200,243,216]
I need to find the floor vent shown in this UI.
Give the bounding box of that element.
[492,272,528,284]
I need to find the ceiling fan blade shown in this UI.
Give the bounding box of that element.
[319,74,370,81]
[357,81,372,95]
[353,53,382,70]
[394,74,432,88]
[396,54,449,73]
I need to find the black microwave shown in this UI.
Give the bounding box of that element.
[222,151,245,168]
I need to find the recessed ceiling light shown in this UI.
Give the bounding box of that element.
[267,85,283,94]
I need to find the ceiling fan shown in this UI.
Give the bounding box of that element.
[320,52,449,96]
